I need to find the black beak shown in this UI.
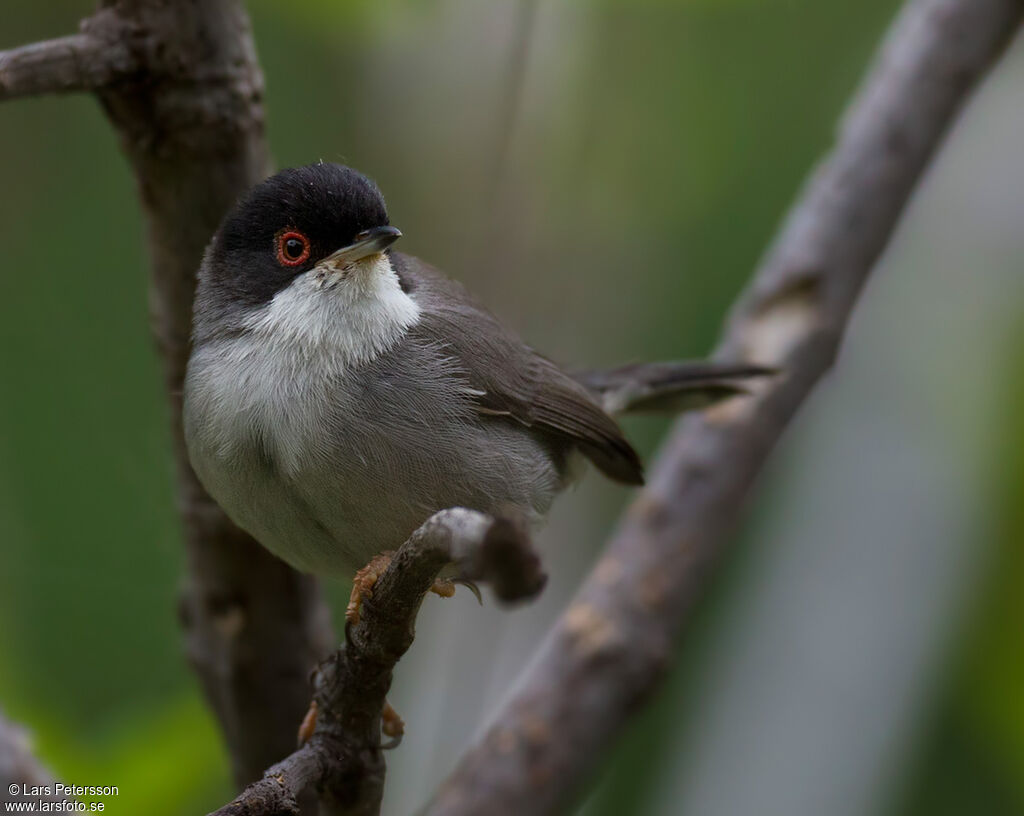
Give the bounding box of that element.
[322,225,402,266]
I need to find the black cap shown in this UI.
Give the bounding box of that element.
[205,162,391,309]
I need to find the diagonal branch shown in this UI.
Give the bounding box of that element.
[209,508,546,816]
[425,0,1024,813]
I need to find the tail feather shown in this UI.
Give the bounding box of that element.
[574,361,774,416]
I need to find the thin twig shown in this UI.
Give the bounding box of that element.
[425,0,1024,813]
[0,17,135,101]
[484,0,539,208]
[209,508,545,816]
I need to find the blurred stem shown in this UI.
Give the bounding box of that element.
[485,0,539,208]
[470,0,540,273]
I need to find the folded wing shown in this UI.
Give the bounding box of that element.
[394,254,644,486]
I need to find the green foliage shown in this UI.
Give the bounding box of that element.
[895,335,1024,816]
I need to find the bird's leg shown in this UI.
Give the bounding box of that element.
[381,699,405,748]
[296,695,404,749]
[346,551,396,625]
[297,699,318,746]
[335,549,482,747]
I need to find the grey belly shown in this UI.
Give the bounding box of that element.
[185,347,563,577]
[291,423,559,575]
[196,420,559,577]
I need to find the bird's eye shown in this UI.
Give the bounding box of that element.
[275,230,311,267]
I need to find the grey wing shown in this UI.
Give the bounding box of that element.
[575,360,774,415]
[392,253,644,485]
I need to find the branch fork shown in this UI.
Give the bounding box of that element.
[209,508,545,816]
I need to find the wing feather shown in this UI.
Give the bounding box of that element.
[392,253,643,485]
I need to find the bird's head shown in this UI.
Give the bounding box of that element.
[194,163,413,350]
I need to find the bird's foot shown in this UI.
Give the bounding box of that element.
[347,554,476,625]
[297,699,318,746]
[296,696,404,749]
[453,578,483,605]
[381,699,405,748]
[429,577,456,599]
[427,576,484,604]
[346,551,396,625]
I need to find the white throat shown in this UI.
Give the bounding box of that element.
[243,254,420,369]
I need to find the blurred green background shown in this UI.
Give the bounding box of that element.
[2,1,1022,814]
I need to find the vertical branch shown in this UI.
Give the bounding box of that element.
[0,0,340,787]
[96,0,337,786]
[0,0,338,793]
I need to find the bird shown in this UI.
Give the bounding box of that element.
[184,162,769,623]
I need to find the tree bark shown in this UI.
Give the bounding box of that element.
[209,509,546,816]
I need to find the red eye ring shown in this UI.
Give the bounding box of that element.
[276,230,311,267]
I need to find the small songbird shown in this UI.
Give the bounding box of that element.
[184,163,766,616]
